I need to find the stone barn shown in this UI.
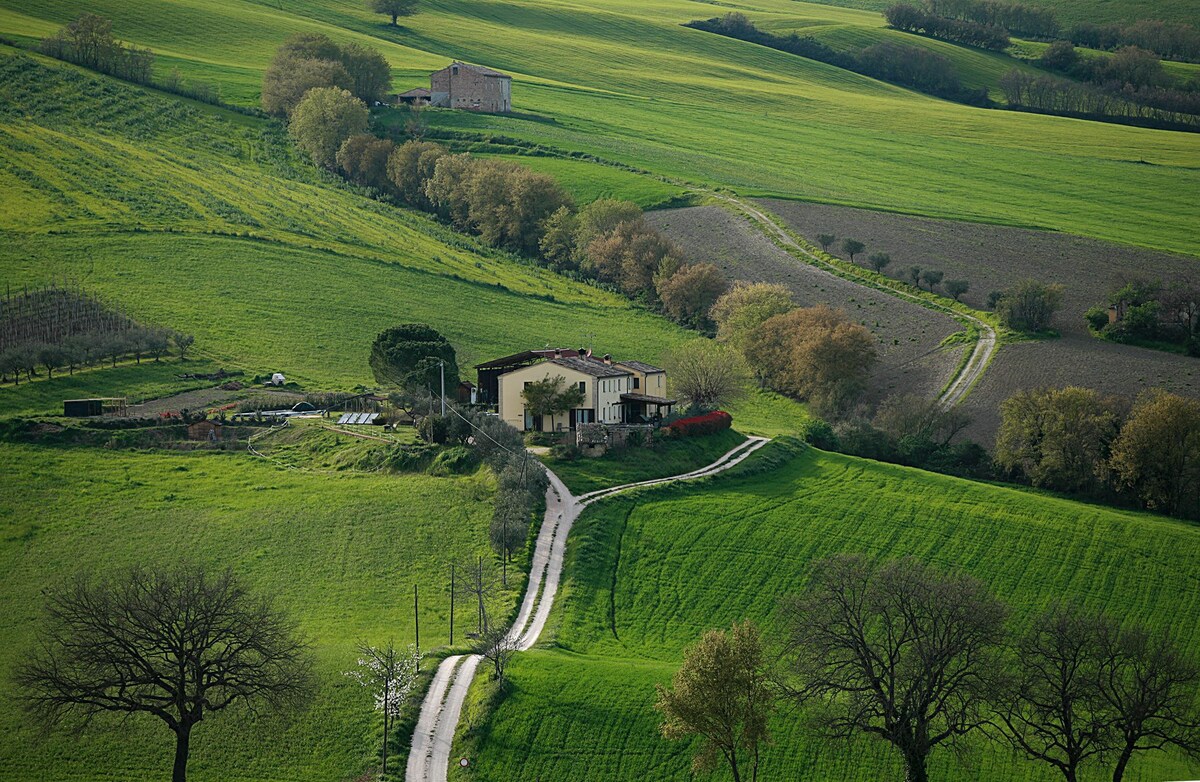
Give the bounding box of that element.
[429,62,512,113]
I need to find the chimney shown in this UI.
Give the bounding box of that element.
[602,354,612,365]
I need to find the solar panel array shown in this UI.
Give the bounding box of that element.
[337,412,379,425]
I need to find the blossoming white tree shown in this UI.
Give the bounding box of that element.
[345,641,421,775]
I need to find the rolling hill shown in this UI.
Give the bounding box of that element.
[0,443,501,782]
[459,441,1200,781]
[1,0,1198,780]
[1,0,1197,258]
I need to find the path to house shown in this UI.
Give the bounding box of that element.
[405,435,771,782]
[707,192,996,409]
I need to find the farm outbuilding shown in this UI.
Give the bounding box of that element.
[395,87,431,106]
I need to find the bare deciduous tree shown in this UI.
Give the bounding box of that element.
[1099,622,1200,782]
[998,603,1112,782]
[781,555,1007,782]
[999,602,1200,782]
[16,564,313,782]
[656,620,773,782]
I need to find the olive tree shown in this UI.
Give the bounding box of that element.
[520,374,586,431]
[841,238,865,263]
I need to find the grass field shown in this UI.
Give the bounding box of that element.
[540,428,747,494]
[1,0,1197,778]
[1,0,1197,258]
[0,443,507,782]
[458,441,1200,781]
[798,0,1200,27]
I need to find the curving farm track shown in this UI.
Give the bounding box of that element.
[406,435,770,782]
[712,193,996,409]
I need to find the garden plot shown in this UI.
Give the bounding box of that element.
[649,205,964,402]
[758,198,1199,338]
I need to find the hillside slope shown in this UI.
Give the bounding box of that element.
[1,0,1197,257]
[0,444,500,782]
[461,442,1200,781]
[0,52,683,383]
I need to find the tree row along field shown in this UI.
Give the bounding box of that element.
[795,0,1200,29]
[458,442,1200,781]
[0,445,503,782]
[0,52,806,435]
[647,205,965,404]
[0,0,1197,257]
[753,199,1200,439]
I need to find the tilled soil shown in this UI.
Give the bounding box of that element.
[649,205,964,403]
[961,333,1200,444]
[758,198,1199,339]
[757,199,1200,443]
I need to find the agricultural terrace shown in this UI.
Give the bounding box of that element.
[459,441,1200,781]
[0,0,1197,257]
[0,444,504,782]
[758,199,1200,440]
[648,205,965,403]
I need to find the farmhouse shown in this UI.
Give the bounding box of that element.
[478,349,675,432]
[429,62,512,113]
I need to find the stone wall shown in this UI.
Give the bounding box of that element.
[576,423,655,455]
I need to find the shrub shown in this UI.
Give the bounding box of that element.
[429,445,478,475]
[995,280,1064,333]
[1084,306,1110,332]
[549,442,581,461]
[665,410,733,437]
[417,414,448,444]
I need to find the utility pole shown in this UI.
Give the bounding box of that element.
[440,360,446,417]
[449,563,455,645]
[477,555,484,635]
[414,584,420,672]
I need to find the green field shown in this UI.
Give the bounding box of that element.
[1,0,1197,257]
[752,4,1047,102]
[1,0,1198,779]
[0,443,505,782]
[459,441,1200,781]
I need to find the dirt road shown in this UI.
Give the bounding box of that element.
[405,435,771,782]
[713,194,996,409]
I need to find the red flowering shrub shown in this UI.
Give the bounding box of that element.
[664,410,732,437]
